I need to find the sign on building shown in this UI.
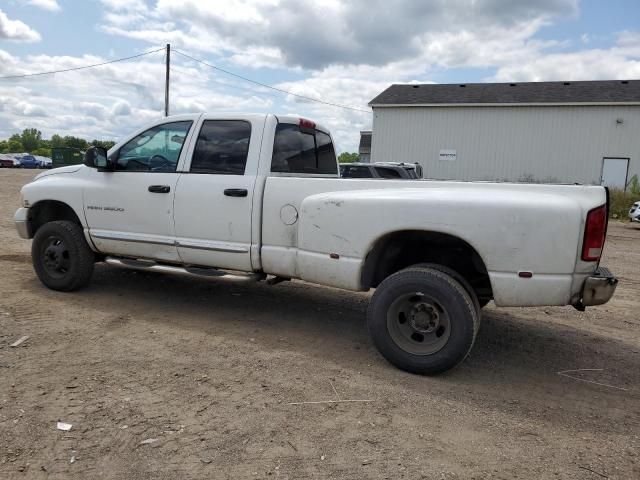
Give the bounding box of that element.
[439,149,457,161]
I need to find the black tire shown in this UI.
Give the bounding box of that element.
[411,262,481,317]
[477,297,491,309]
[32,220,95,291]
[367,267,479,375]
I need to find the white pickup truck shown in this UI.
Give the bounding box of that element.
[14,113,618,374]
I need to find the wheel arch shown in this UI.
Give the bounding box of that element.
[360,229,492,300]
[27,200,84,238]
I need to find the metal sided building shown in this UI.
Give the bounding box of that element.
[368,80,640,189]
[358,131,372,163]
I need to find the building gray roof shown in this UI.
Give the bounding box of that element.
[369,80,640,106]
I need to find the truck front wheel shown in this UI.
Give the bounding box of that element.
[32,220,95,291]
[367,267,479,375]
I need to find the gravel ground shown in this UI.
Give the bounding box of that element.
[1,168,639,479]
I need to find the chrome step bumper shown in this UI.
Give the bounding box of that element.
[574,266,618,311]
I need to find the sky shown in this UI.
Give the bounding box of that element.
[0,0,639,153]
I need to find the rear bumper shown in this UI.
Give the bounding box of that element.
[14,208,30,239]
[574,266,618,310]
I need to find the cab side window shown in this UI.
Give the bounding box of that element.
[114,121,192,172]
[190,120,251,175]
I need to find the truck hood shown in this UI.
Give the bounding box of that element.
[34,164,84,180]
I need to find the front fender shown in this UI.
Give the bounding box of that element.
[20,168,89,229]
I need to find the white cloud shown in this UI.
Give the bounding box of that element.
[0,9,41,42]
[111,100,132,116]
[99,0,147,11]
[21,0,61,12]
[491,32,640,81]
[100,0,578,70]
[3,0,640,154]
[0,49,275,145]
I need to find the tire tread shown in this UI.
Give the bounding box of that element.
[32,220,94,291]
[367,267,478,374]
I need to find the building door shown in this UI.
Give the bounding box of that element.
[601,157,629,189]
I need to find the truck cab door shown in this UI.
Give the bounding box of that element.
[84,118,197,262]
[173,115,265,271]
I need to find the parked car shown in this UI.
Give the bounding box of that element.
[340,162,421,179]
[17,155,40,169]
[14,113,618,375]
[0,154,20,168]
[34,156,53,169]
[377,162,423,178]
[630,201,640,222]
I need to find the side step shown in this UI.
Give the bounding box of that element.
[104,256,267,282]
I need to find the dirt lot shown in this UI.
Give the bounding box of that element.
[0,168,639,479]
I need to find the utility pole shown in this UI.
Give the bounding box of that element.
[164,43,170,117]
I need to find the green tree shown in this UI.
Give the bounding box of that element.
[50,134,65,148]
[91,139,116,150]
[32,147,52,158]
[20,128,42,152]
[7,134,23,153]
[0,140,8,153]
[62,136,89,150]
[338,152,359,163]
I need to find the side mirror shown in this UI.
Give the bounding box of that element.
[84,146,111,170]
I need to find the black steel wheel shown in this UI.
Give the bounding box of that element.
[386,291,452,355]
[32,220,95,291]
[367,267,478,375]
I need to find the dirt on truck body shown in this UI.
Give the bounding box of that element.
[1,169,639,479]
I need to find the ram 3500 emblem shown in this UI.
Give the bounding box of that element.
[87,206,125,212]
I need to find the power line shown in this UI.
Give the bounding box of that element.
[0,47,165,80]
[171,63,284,100]
[173,49,371,114]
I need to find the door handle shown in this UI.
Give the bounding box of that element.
[148,185,171,193]
[224,188,248,197]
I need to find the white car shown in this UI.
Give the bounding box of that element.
[14,113,618,374]
[630,201,640,222]
[34,156,53,169]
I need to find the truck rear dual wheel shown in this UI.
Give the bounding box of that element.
[367,267,479,375]
[411,262,483,319]
[32,220,95,292]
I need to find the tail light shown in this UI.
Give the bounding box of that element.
[581,205,607,261]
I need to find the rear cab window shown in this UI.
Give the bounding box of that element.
[271,122,338,176]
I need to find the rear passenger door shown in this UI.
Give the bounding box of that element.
[173,116,265,271]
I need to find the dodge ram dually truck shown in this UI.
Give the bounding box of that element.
[14,113,618,374]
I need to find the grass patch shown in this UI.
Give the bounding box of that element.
[609,188,640,219]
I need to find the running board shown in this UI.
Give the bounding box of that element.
[104,256,267,282]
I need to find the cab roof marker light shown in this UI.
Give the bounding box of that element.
[299,118,316,129]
